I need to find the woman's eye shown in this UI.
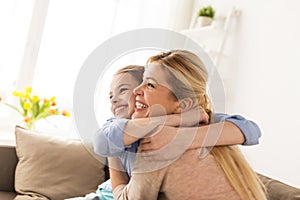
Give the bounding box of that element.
[147,83,155,88]
[109,95,113,99]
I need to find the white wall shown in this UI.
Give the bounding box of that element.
[195,0,300,188]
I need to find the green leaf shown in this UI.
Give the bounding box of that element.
[31,101,40,119]
[3,102,23,116]
[198,6,215,18]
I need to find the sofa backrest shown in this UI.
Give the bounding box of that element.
[0,144,18,192]
[1,143,299,199]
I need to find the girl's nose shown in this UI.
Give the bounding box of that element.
[110,96,118,104]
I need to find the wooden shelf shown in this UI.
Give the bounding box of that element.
[181,7,241,67]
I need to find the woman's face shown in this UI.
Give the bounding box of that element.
[132,64,179,119]
[109,73,139,119]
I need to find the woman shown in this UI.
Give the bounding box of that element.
[111,50,267,199]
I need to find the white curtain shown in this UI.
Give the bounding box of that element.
[0,0,35,101]
[33,0,193,100]
[0,0,35,139]
[1,0,194,138]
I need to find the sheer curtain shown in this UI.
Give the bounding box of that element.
[1,0,194,139]
[0,0,35,140]
[33,0,119,101]
[33,0,194,101]
[0,0,35,93]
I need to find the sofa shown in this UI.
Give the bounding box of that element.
[0,126,108,200]
[1,126,300,200]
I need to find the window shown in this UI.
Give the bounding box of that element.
[1,0,192,140]
[0,0,35,140]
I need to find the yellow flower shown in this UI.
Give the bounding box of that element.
[32,95,39,102]
[24,93,30,99]
[62,110,71,117]
[12,91,21,97]
[25,86,32,94]
[23,102,32,110]
[50,96,56,102]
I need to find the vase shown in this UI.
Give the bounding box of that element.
[25,121,35,130]
[196,16,213,28]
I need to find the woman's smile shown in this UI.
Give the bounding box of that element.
[135,101,148,110]
[131,64,179,119]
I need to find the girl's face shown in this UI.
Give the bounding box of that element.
[109,73,139,119]
[132,64,179,119]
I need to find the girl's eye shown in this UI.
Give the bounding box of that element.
[147,83,155,88]
[120,88,128,94]
[109,95,113,99]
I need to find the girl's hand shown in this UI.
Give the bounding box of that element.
[179,106,209,127]
[138,126,195,161]
[140,126,175,153]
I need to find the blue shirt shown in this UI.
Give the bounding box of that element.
[93,113,261,177]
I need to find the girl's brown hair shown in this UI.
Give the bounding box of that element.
[114,65,144,84]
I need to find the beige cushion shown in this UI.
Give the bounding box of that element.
[14,126,106,200]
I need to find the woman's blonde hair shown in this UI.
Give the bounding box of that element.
[147,50,267,200]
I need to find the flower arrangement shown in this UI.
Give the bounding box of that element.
[0,86,70,130]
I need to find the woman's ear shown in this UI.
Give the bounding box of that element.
[174,98,193,113]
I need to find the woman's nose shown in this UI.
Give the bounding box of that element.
[133,84,144,96]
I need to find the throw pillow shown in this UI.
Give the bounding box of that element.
[14,126,106,200]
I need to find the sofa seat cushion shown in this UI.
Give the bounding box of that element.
[0,144,18,192]
[14,126,106,200]
[0,191,17,200]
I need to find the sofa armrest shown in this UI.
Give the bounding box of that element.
[258,173,300,200]
[0,144,18,192]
